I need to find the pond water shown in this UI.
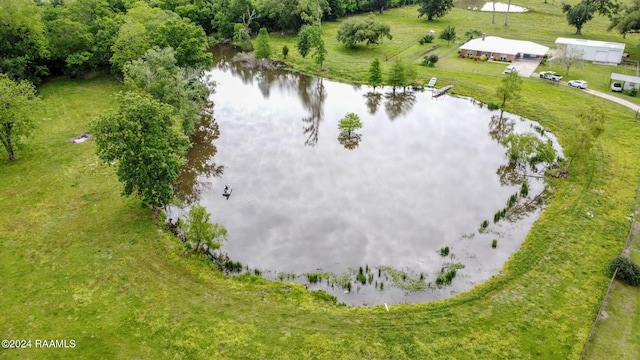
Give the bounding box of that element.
[171,46,559,306]
[458,0,528,12]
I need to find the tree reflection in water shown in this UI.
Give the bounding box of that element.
[174,102,225,205]
[488,110,515,143]
[338,132,362,150]
[300,77,326,146]
[364,92,382,115]
[384,91,416,121]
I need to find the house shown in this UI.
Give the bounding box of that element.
[459,35,549,61]
[555,38,625,64]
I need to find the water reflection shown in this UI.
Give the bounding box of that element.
[175,46,561,305]
[364,92,382,115]
[488,111,515,143]
[174,103,225,205]
[300,77,326,147]
[338,132,362,150]
[384,92,417,121]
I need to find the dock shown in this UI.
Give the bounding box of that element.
[432,85,453,97]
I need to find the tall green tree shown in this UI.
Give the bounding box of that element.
[0,75,39,161]
[233,23,253,52]
[417,0,455,21]
[368,58,383,91]
[439,25,456,45]
[254,27,272,59]
[91,92,190,209]
[563,105,605,172]
[609,0,640,36]
[155,18,212,69]
[310,27,327,70]
[336,15,392,48]
[496,70,522,109]
[297,25,313,65]
[502,132,556,170]
[562,2,595,35]
[0,0,50,83]
[183,205,227,252]
[123,47,213,136]
[387,58,406,94]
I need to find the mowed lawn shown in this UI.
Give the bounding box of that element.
[1,2,640,358]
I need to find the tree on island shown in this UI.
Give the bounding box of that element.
[0,75,39,161]
[368,58,383,91]
[254,27,272,59]
[417,0,455,21]
[496,70,522,109]
[91,92,190,209]
[183,205,227,253]
[338,113,363,150]
[338,113,363,136]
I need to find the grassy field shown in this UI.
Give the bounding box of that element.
[1,2,640,359]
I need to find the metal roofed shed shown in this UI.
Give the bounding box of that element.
[610,73,640,91]
[460,35,549,62]
[555,38,625,64]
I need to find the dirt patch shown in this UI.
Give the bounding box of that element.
[67,132,92,143]
[232,53,279,70]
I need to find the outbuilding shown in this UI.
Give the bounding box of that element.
[555,38,625,64]
[610,73,640,91]
[460,35,549,62]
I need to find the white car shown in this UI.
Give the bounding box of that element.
[567,80,588,89]
[611,82,623,92]
[503,65,517,74]
[539,71,562,81]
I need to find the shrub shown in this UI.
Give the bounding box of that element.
[419,33,435,44]
[610,256,640,286]
[479,55,488,61]
[520,181,529,197]
[282,45,289,58]
[440,246,450,256]
[481,220,489,229]
[492,239,498,248]
[487,102,500,110]
[423,54,439,67]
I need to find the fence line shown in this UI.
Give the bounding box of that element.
[579,181,640,359]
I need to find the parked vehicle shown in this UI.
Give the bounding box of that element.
[567,80,588,89]
[503,65,517,74]
[539,71,563,81]
[611,82,623,92]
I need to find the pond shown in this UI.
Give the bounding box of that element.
[171,46,560,306]
[457,0,528,12]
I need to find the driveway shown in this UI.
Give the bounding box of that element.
[508,58,541,77]
[582,88,640,112]
[530,72,640,113]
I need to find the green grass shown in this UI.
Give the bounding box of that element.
[1,4,640,358]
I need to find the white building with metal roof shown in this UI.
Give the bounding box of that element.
[555,38,625,64]
[460,35,549,61]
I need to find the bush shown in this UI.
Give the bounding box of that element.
[479,55,488,61]
[282,45,289,59]
[492,239,498,248]
[610,256,640,286]
[423,54,439,67]
[487,102,500,110]
[626,87,638,97]
[419,33,435,44]
[440,246,450,256]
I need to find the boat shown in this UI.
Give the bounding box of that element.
[428,77,437,87]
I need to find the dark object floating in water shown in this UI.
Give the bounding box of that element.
[223,185,232,198]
